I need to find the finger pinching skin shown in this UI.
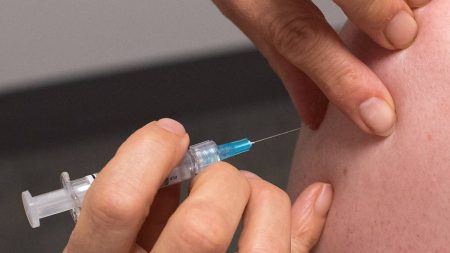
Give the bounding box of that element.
[212,0,398,137]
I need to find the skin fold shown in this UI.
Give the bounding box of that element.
[287,0,450,252]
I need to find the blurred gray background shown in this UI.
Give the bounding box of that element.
[0,1,345,252]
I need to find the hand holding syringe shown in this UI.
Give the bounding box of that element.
[21,119,333,253]
[22,127,299,228]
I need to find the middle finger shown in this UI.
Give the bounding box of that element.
[238,171,291,252]
[151,162,251,253]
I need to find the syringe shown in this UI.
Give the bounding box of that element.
[22,128,299,228]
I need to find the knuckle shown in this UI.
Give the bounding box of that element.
[364,0,388,23]
[88,189,145,227]
[325,65,364,107]
[364,5,390,31]
[177,204,231,251]
[268,12,325,60]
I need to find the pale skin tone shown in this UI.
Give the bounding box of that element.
[213,0,431,136]
[64,119,333,253]
[289,0,450,251]
[65,0,437,251]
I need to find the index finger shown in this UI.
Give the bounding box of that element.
[214,0,397,136]
[65,119,189,253]
[238,171,291,252]
[151,162,251,253]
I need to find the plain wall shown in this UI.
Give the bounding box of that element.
[0,0,345,93]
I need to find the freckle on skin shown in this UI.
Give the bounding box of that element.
[343,168,348,176]
[427,133,432,141]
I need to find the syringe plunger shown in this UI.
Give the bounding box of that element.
[22,172,94,228]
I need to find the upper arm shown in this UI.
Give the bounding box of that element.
[287,1,450,251]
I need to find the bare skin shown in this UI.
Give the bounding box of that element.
[213,0,432,136]
[64,119,333,253]
[288,0,450,252]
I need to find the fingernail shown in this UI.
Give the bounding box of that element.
[359,97,396,136]
[385,11,418,49]
[314,184,333,217]
[156,118,186,136]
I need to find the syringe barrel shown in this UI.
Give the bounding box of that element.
[23,140,221,228]
[161,140,220,187]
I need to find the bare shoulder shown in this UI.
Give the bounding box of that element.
[288,1,450,252]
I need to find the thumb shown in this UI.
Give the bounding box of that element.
[334,0,419,49]
[291,183,333,253]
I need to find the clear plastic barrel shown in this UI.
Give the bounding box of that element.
[160,140,220,187]
[23,141,222,227]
